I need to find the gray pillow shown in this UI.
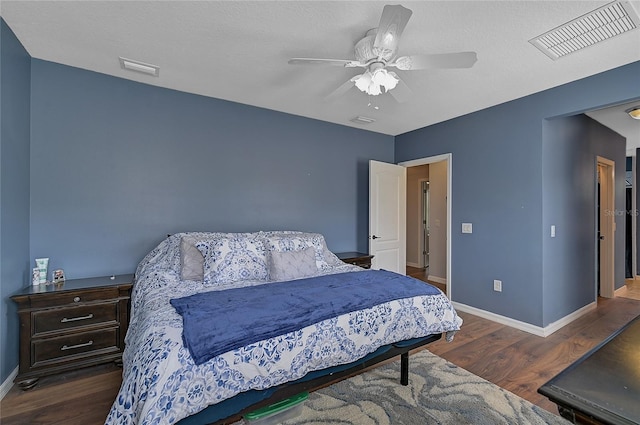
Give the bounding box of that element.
[180,236,204,281]
[269,247,318,281]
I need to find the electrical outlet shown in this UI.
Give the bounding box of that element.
[493,279,502,292]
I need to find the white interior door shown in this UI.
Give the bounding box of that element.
[369,160,406,274]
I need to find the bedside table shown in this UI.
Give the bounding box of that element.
[10,274,133,390]
[336,252,374,269]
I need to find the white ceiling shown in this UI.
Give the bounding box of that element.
[586,100,640,155]
[1,1,639,143]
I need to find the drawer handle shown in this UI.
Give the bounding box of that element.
[73,296,81,302]
[61,314,94,323]
[61,340,94,351]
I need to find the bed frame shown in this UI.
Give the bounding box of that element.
[176,334,442,425]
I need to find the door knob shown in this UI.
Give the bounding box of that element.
[370,235,381,240]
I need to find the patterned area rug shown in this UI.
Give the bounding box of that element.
[272,350,569,425]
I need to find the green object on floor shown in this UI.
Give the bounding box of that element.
[243,392,308,421]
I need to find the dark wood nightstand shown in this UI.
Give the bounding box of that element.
[336,252,374,269]
[11,274,133,390]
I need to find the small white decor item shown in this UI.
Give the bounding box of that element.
[35,258,49,284]
[52,269,65,284]
[32,268,40,286]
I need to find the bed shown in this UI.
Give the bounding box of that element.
[106,231,462,425]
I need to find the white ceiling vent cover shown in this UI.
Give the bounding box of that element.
[119,57,160,77]
[530,1,640,60]
[350,116,376,125]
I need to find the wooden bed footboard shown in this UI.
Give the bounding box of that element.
[198,333,442,425]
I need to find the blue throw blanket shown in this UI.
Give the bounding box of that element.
[170,269,441,365]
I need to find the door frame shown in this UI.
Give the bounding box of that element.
[400,154,452,299]
[632,156,637,280]
[597,155,615,299]
[419,178,429,269]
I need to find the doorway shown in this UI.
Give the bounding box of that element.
[368,155,452,297]
[401,154,452,298]
[597,156,615,299]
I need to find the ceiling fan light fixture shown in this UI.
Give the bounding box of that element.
[376,69,399,91]
[352,68,399,96]
[367,77,383,95]
[352,71,373,92]
[626,107,640,120]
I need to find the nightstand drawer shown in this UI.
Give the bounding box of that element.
[33,303,118,335]
[33,328,119,365]
[30,288,120,309]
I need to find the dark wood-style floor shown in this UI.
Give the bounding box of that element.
[2,276,640,424]
[407,265,446,292]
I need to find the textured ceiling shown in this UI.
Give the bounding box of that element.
[2,1,639,144]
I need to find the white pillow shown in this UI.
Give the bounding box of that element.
[269,247,318,281]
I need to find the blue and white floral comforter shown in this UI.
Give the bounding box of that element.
[106,233,462,425]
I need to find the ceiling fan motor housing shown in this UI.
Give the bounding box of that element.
[354,28,395,63]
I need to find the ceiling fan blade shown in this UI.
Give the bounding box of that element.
[389,77,412,103]
[324,79,356,102]
[288,58,365,67]
[390,52,478,70]
[373,5,413,56]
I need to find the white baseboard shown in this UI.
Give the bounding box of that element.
[427,275,446,284]
[0,366,18,400]
[406,262,421,268]
[452,301,597,337]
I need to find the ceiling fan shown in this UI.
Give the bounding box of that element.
[288,4,477,103]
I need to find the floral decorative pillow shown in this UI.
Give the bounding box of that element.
[269,247,318,281]
[196,235,269,285]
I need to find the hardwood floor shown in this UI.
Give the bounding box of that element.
[419,273,640,414]
[2,278,640,424]
[407,265,446,292]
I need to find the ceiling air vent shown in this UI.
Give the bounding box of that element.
[529,0,640,60]
[350,116,376,125]
[119,57,160,77]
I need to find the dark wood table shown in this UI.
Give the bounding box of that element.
[538,314,640,424]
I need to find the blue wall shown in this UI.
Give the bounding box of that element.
[29,59,394,278]
[542,115,626,325]
[0,19,31,384]
[395,61,640,327]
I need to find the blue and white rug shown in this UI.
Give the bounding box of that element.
[275,350,569,425]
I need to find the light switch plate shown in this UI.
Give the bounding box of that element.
[462,223,473,234]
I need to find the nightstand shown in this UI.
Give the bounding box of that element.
[336,252,374,269]
[10,274,133,390]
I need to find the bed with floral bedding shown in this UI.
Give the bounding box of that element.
[106,231,462,425]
